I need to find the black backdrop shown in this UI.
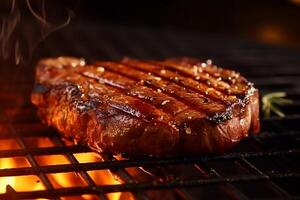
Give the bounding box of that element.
[0,0,300,66]
[30,0,300,48]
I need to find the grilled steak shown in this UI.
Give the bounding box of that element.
[31,57,260,156]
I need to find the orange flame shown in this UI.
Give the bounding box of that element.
[0,137,134,200]
[0,140,45,193]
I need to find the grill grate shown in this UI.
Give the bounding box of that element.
[0,22,299,199]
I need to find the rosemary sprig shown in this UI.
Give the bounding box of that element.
[262,92,293,118]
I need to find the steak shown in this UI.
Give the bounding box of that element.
[31,57,260,156]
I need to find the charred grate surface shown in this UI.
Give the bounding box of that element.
[0,22,300,199]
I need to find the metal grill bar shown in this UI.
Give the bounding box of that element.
[194,162,249,200]
[239,158,292,198]
[100,155,151,200]
[51,136,108,200]
[0,172,299,199]
[16,136,59,200]
[0,149,299,174]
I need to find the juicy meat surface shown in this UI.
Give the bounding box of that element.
[31,57,260,156]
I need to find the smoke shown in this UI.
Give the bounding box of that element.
[0,0,73,65]
[0,0,20,63]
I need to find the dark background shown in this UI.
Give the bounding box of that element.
[72,0,300,48]
[18,0,300,46]
[0,0,300,64]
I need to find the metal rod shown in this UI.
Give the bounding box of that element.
[51,135,109,200]
[0,172,298,199]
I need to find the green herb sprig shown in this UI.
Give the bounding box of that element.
[262,92,293,118]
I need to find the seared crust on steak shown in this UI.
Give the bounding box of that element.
[31,57,260,156]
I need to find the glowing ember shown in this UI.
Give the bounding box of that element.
[0,141,44,193]
[0,175,45,193]
[0,137,133,200]
[74,152,123,200]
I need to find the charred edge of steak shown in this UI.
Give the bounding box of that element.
[209,82,256,123]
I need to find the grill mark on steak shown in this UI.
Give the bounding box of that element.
[149,60,232,91]
[120,59,237,105]
[77,80,174,125]
[95,61,227,117]
[37,66,174,125]
[80,66,254,125]
[80,67,189,116]
[125,58,231,94]
[99,62,255,123]
[149,60,249,96]
[171,59,250,97]
[87,64,213,118]
[77,70,207,130]
[164,58,244,85]
[36,62,201,128]
[35,58,251,123]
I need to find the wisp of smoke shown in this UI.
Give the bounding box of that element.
[0,0,20,63]
[0,0,73,65]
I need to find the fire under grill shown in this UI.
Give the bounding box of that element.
[0,23,300,200]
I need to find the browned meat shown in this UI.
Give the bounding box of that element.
[31,57,260,156]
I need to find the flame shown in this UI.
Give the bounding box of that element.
[0,137,134,200]
[74,152,122,200]
[0,140,45,193]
